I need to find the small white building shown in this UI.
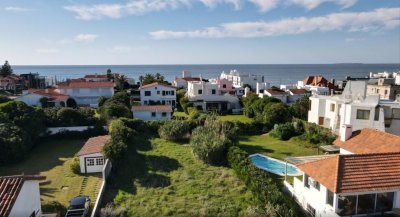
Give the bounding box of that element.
[139,82,177,108]
[259,88,289,103]
[77,135,110,174]
[308,80,400,136]
[57,80,114,108]
[16,88,70,107]
[220,70,265,90]
[173,71,201,89]
[0,175,45,217]
[132,105,173,121]
[286,152,400,217]
[287,89,310,103]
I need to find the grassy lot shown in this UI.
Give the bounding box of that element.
[218,115,254,123]
[239,133,318,160]
[103,137,254,217]
[0,138,102,207]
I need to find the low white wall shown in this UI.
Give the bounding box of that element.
[47,126,107,135]
[91,159,112,217]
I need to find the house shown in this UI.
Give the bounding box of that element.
[84,74,109,82]
[220,70,265,90]
[286,152,400,217]
[132,105,172,120]
[287,89,310,103]
[16,88,70,107]
[0,175,45,217]
[308,80,400,136]
[298,75,334,95]
[19,73,46,89]
[213,78,235,95]
[259,88,289,103]
[186,80,241,112]
[173,71,201,89]
[57,79,114,107]
[333,128,400,155]
[139,82,176,107]
[367,78,400,100]
[77,135,111,173]
[0,75,25,92]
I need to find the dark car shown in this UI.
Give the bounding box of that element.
[65,196,90,217]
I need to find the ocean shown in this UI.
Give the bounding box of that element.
[12,64,400,86]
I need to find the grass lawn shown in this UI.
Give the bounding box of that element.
[218,115,254,123]
[239,133,318,160]
[103,136,254,216]
[0,138,102,207]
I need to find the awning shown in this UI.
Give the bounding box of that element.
[285,154,338,165]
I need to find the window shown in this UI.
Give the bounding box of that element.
[212,89,216,94]
[144,100,148,105]
[356,109,370,120]
[157,91,160,95]
[162,100,165,105]
[374,107,380,121]
[162,91,166,96]
[337,195,357,216]
[223,84,226,88]
[198,89,203,94]
[330,103,335,112]
[306,204,316,217]
[87,159,94,166]
[318,117,324,125]
[151,112,156,117]
[145,91,151,96]
[376,192,394,212]
[326,189,334,206]
[162,112,167,117]
[384,90,388,95]
[96,158,104,166]
[357,194,375,215]
[304,175,310,188]
[171,90,175,96]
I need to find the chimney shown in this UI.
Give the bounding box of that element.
[340,124,352,142]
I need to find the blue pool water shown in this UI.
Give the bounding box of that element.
[250,154,301,176]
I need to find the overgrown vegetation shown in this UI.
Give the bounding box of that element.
[43,107,101,127]
[99,92,132,121]
[158,120,191,141]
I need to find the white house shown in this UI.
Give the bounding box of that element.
[132,105,173,121]
[259,88,289,103]
[287,89,310,103]
[308,80,400,136]
[0,175,45,217]
[16,88,70,107]
[139,82,177,108]
[57,80,114,108]
[186,80,241,112]
[286,152,400,217]
[77,135,110,173]
[220,70,265,90]
[173,71,201,89]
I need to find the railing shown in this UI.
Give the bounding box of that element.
[91,159,112,217]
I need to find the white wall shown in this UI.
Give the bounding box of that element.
[9,180,42,217]
[140,85,176,106]
[58,87,114,107]
[16,93,42,106]
[47,126,94,135]
[132,111,171,121]
[79,153,105,173]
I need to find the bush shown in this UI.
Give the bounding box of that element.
[270,123,297,141]
[187,107,200,120]
[66,98,77,108]
[43,107,100,127]
[262,102,291,130]
[42,201,67,216]
[0,95,11,104]
[100,103,132,121]
[191,126,227,165]
[0,123,31,165]
[294,119,337,145]
[100,203,126,217]
[102,119,135,161]
[158,120,191,141]
[70,157,81,174]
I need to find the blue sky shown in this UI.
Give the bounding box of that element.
[0,0,399,65]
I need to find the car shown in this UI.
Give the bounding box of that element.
[65,196,90,217]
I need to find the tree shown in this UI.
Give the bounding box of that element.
[138,75,144,85]
[102,119,135,160]
[107,69,113,80]
[158,120,191,141]
[66,98,77,108]
[141,73,169,85]
[176,89,186,112]
[290,95,310,120]
[40,97,50,108]
[263,102,291,129]
[100,103,132,121]
[107,92,131,108]
[0,95,11,104]
[115,74,128,90]
[0,123,31,165]
[98,96,108,107]
[0,61,13,77]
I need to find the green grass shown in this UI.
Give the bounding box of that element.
[218,115,254,123]
[172,111,188,118]
[103,136,254,217]
[239,133,318,160]
[0,138,102,207]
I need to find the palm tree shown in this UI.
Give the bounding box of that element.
[139,75,144,85]
[116,74,127,90]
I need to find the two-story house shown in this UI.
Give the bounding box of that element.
[139,82,176,107]
[220,70,265,90]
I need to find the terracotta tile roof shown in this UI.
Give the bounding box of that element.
[303,75,335,89]
[84,74,108,79]
[58,80,114,89]
[296,152,400,193]
[265,89,288,95]
[180,77,201,82]
[333,128,400,154]
[0,175,45,217]
[289,88,309,94]
[28,88,70,101]
[140,82,175,89]
[132,105,173,112]
[77,135,111,156]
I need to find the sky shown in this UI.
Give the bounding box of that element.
[0,0,399,65]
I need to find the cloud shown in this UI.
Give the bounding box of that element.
[4,6,32,12]
[74,34,98,42]
[249,0,278,12]
[36,49,59,54]
[111,45,150,52]
[287,0,357,10]
[149,7,400,39]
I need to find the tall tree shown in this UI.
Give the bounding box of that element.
[0,61,13,77]
[115,74,128,90]
[107,69,112,80]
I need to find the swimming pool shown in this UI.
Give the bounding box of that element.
[250,154,301,176]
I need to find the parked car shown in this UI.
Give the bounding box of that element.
[65,196,90,217]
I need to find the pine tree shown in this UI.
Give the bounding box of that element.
[0,61,13,77]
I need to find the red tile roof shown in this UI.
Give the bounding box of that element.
[28,88,70,101]
[265,89,288,95]
[296,152,400,193]
[132,105,173,112]
[303,75,335,89]
[84,74,108,79]
[333,128,400,154]
[139,82,175,89]
[58,81,114,89]
[77,135,111,156]
[176,77,201,82]
[289,88,309,94]
[0,175,45,217]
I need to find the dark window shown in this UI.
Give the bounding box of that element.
[151,112,156,117]
[314,181,320,191]
[157,91,160,95]
[357,194,375,215]
[374,107,380,121]
[162,91,165,96]
[172,100,176,106]
[162,101,165,105]
[376,192,394,212]
[356,109,370,120]
[306,204,316,217]
[171,90,175,95]
[162,112,167,117]
[337,195,357,216]
[198,89,202,94]
[212,89,216,94]
[223,84,226,88]
[326,189,334,206]
[145,91,151,96]
[304,175,309,188]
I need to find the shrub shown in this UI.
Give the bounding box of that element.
[100,203,126,217]
[158,120,191,141]
[187,107,200,120]
[0,95,11,104]
[70,157,81,174]
[66,98,77,108]
[41,201,67,216]
[270,123,296,141]
[191,126,227,165]
[103,119,135,161]
[262,102,292,130]
[100,103,132,121]
[0,123,31,165]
